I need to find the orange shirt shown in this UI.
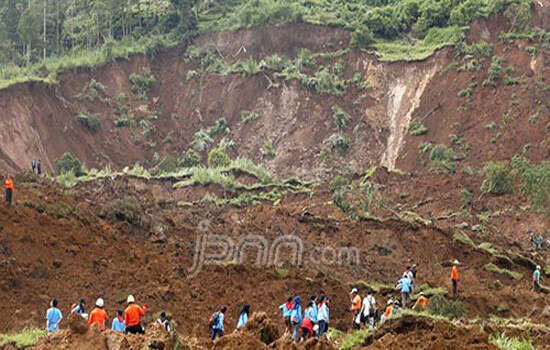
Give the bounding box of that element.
[412,296,430,310]
[384,305,393,319]
[4,179,13,190]
[125,304,146,327]
[451,266,459,281]
[351,295,361,311]
[88,308,108,330]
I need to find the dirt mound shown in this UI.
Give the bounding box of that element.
[67,313,88,334]
[212,332,268,350]
[32,322,180,350]
[361,314,498,350]
[244,312,280,344]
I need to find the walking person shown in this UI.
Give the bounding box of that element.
[397,274,412,308]
[317,296,329,338]
[124,295,147,334]
[88,298,108,330]
[46,299,63,333]
[31,158,36,174]
[4,175,14,206]
[37,159,42,176]
[237,303,250,329]
[278,296,293,329]
[209,306,226,341]
[451,260,460,299]
[290,296,303,343]
[533,265,542,292]
[350,288,361,330]
[361,290,376,327]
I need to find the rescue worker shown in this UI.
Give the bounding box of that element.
[124,295,147,334]
[412,292,430,310]
[451,260,460,299]
[4,175,14,206]
[533,265,542,292]
[88,298,108,330]
[381,299,393,322]
[350,288,361,329]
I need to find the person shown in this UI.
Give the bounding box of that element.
[112,310,126,332]
[278,297,293,329]
[37,160,42,176]
[317,296,329,338]
[46,299,63,333]
[411,264,418,280]
[88,298,108,331]
[290,296,302,343]
[300,310,314,342]
[210,306,226,341]
[350,288,361,329]
[451,260,460,299]
[71,298,87,319]
[4,175,14,206]
[412,292,430,310]
[31,158,36,173]
[397,275,412,308]
[381,299,393,322]
[157,311,171,332]
[124,295,147,334]
[237,303,249,329]
[533,265,542,292]
[403,266,413,280]
[361,290,376,327]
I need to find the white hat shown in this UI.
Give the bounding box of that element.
[387,299,393,305]
[96,298,104,308]
[537,265,541,270]
[127,295,135,303]
[350,288,358,294]
[453,259,460,265]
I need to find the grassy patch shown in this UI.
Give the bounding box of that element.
[0,328,47,347]
[489,333,534,350]
[453,231,474,247]
[484,263,523,280]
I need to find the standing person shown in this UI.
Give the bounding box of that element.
[290,296,303,343]
[237,303,250,329]
[112,310,126,332]
[361,290,376,327]
[397,275,412,308]
[278,297,293,329]
[4,175,14,206]
[349,288,361,330]
[209,306,226,341]
[46,299,63,333]
[88,298,108,331]
[533,265,542,292]
[31,158,36,174]
[124,295,147,334]
[451,260,460,299]
[317,296,329,338]
[157,311,171,332]
[71,298,87,319]
[37,160,42,176]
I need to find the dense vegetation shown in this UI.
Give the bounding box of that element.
[0,0,534,88]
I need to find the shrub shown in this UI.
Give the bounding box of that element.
[489,334,534,350]
[100,196,142,226]
[428,295,466,319]
[484,263,523,280]
[351,27,374,49]
[207,118,230,136]
[453,231,474,246]
[129,70,156,99]
[55,152,82,175]
[429,145,456,174]
[75,112,101,132]
[521,162,550,217]
[330,175,350,192]
[208,147,231,168]
[0,328,47,347]
[263,141,276,158]
[409,121,428,136]
[332,105,352,130]
[482,56,504,87]
[329,134,350,155]
[419,142,433,154]
[190,129,214,152]
[480,162,514,195]
[241,110,261,124]
[179,149,202,168]
[114,116,135,127]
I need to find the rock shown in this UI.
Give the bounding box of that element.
[244,312,280,345]
[68,312,89,334]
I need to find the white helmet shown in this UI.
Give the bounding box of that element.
[96,298,104,308]
[127,295,135,304]
[537,265,541,270]
[387,299,393,305]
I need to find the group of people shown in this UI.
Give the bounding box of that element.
[530,232,550,251]
[208,303,250,341]
[46,295,171,335]
[278,294,331,344]
[31,158,42,176]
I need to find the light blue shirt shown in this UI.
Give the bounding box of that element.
[213,313,224,330]
[46,307,63,332]
[317,303,329,322]
[290,306,302,324]
[304,307,317,322]
[237,312,248,328]
[111,317,126,332]
[399,277,412,293]
[279,303,292,317]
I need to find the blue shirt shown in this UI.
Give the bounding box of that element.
[279,303,292,317]
[46,307,63,332]
[213,313,224,330]
[317,303,329,322]
[399,277,412,293]
[290,306,302,324]
[304,307,317,322]
[237,312,248,328]
[111,317,126,332]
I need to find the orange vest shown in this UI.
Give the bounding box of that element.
[4,179,13,190]
[88,308,108,330]
[125,303,146,327]
[351,295,361,311]
[451,266,459,281]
